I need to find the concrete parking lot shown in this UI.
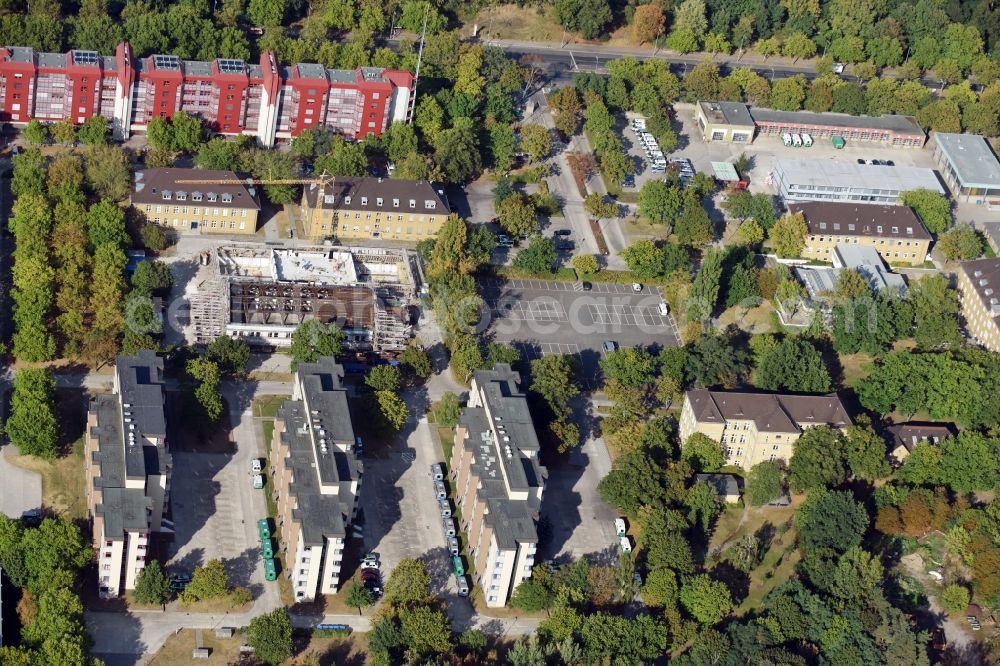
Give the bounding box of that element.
[357,416,451,595]
[539,430,620,563]
[481,277,679,381]
[165,391,277,604]
[668,102,941,198]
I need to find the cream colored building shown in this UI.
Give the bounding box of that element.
[451,364,545,608]
[301,177,450,242]
[679,389,851,470]
[268,357,360,602]
[695,101,756,143]
[132,168,260,235]
[789,201,933,266]
[85,350,170,598]
[958,258,1000,352]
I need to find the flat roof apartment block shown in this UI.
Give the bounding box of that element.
[0,43,414,145]
[958,258,1000,352]
[451,364,546,607]
[773,159,945,205]
[788,200,932,266]
[132,168,260,235]
[679,389,851,470]
[300,177,451,242]
[931,132,1000,205]
[268,357,361,602]
[85,350,169,598]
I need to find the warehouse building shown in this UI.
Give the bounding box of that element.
[930,132,1000,206]
[773,159,945,205]
[451,365,546,607]
[788,200,932,266]
[85,350,170,598]
[679,389,852,470]
[696,101,926,147]
[269,358,360,602]
[0,43,413,145]
[300,177,451,242]
[695,101,756,143]
[188,244,416,352]
[958,258,1000,352]
[131,168,260,235]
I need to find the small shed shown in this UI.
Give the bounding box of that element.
[694,474,741,504]
[192,648,211,659]
[214,627,235,639]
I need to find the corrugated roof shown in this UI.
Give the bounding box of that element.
[752,107,924,135]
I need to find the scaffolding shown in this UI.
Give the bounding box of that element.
[188,244,417,350]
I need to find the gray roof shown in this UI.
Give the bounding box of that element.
[37,52,65,68]
[183,60,212,77]
[695,473,740,497]
[777,160,945,197]
[933,133,1000,190]
[95,487,150,539]
[7,46,33,63]
[752,107,924,136]
[795,266,840,297]
[458,407,541,549]
[116,350,166,443]
[303,177,449,216]
[132,168,261,211]
[834,245,908,294]
[698,101,755,127]
[296,62,328,80]
[277,359,359,546]
[983,222,1000,251]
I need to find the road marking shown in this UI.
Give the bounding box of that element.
[401,451,416,462]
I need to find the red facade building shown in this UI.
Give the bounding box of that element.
[0,42,414,147]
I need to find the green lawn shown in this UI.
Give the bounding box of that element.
[252,395,286,418]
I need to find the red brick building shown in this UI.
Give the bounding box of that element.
[0,42,414,147]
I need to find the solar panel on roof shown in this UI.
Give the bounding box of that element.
[72,50,99,66]
[218,58,245,74]
[153,54,180,70]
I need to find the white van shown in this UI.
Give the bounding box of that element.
[801,132,813,147]
[620,536,633,554]
[614,518,627,537]
[792,133,803,147]
[782,132,793,146]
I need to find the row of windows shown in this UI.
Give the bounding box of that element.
[147,204,248,217]
[152,218,248,231]
[810,236,922,246]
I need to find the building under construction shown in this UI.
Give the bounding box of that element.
[189,244,417,352]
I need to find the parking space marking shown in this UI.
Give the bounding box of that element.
[514,342,581,360]
[587,303,672,328]
[480,277,659,297]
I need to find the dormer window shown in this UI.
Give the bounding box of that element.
[176,191,186,201]
[906,227,913,234]
[876,225,883,233]
[361,197,368,206]
[161,190,171,200]
[222,193,233,203]
[818,222,826,230]
[192,192,203,201]
[409,199,416,208]
[207,193,217,202]
[392,198,399,207]
[425,200,435,209]
[376,197,383,206]
[891,226,898,234]
[344,196,352,205]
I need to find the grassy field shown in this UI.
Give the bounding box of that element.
[7,438,87,519]
[438,427,455,465]
[715,302,776,333]
[838,352,874,388]
[470,5,565,42]
[148,628,369,665]
[253,395,286,418]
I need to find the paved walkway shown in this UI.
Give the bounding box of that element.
[0,445,42,519]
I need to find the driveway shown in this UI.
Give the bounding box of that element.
[0,445,41,518]
[164,384,281,610]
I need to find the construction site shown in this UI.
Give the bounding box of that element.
[188,244,419,352]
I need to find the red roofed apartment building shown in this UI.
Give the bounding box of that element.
[0,42,414,147]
